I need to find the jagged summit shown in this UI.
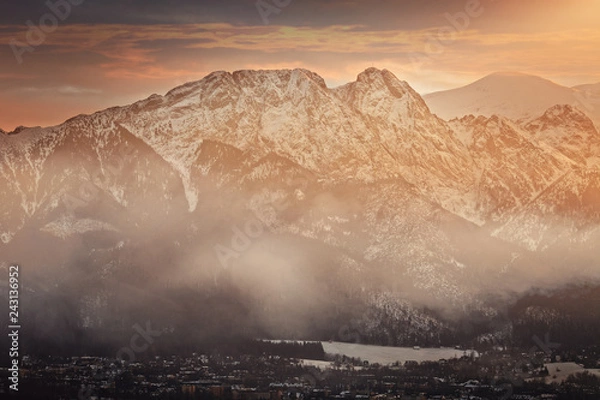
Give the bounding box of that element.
[353,67,417,98]
[4,125,38,135]
[357,67,396,82]
[162,67,423,107]
[525,104,598,138]
[5,68,421,135]
[333,67,434,121]
[525,104,600,163]
[533,104,595,127]
[112,66,473,213]
[165,68,330,99]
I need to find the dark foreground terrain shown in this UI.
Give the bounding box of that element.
[3,340,600,400]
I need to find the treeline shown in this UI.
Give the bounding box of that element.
[236,340,326,360]
[510,283,600,348]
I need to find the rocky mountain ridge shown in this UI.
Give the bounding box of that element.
[1,68,599,343]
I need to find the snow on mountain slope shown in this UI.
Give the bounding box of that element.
[525,104,600,165]
[2,68,598,242]
[109,68,479,221]
[40,215,118,239]
[4,68,474,244]
[2,67,600,341]
[493,167,600,254]
[0,114,188,247]
[118,69,397,210]
[424,72,599,127]
[448,114,573,224]
[0,127,62,242]
[332,68,476,218]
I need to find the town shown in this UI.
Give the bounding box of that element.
[4,341,600,399]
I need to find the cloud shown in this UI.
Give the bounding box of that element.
[0,0,598,128]
[19,85,102,95]
[57,85,103,95]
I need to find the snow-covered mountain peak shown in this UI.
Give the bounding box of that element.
[353,67,415,99]
[423,72,586,123]
[524,104,600,164]
[525,104,598,139]
[289,68,329,90]
[211,68,331,93]
[333,67,435,126]
[530,104,596,129]
[357,67,395,82]
[5,125,38,135]
[484,114,515,127]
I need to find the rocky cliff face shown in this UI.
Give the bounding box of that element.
[1,68,599,343]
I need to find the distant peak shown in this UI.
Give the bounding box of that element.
[354,68,414,96]
[526,104,597,134]
[484,114,514,127]
[6,125,31,135]
[545,104,582,114]
[539,104,589,121]
[363,66,386,74]
[357,67,397,83]
[291,68,329,90]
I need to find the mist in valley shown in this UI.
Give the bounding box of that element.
[2,143,599,359]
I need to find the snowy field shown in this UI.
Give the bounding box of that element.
[322,341,476,365]
[544,362,600,384]
[299,359,335,369]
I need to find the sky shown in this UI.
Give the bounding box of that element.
[1,0,599,131]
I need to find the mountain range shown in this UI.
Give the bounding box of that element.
[1,67,599,347]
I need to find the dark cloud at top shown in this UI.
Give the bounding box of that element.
[0,0,253,25]
[0,0,485,30]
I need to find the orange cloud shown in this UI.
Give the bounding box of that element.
[0,19,599,129]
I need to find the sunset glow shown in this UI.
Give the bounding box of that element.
[1,0,599,130]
